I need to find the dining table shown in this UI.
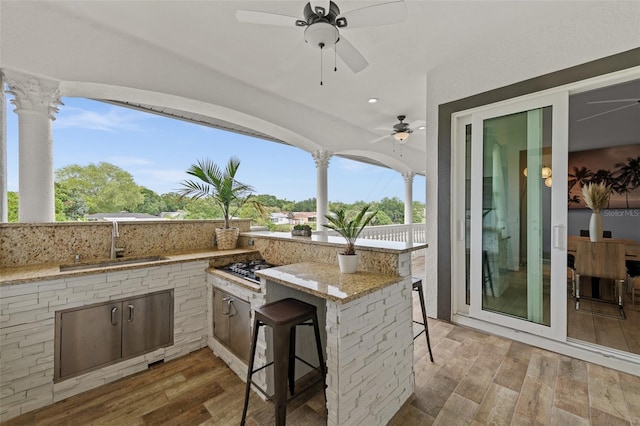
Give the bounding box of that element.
[568,235,640,299]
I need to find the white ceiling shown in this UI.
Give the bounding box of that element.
[3,1,628,173]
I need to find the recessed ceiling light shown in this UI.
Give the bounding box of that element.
[418,126,426,130]
[367,98,378,104]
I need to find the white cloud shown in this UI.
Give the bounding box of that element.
[54,106,150,133]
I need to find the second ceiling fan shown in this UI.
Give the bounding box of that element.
[236,1,407,76]
[369,115,426,144]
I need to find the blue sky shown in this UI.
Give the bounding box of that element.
[5,97,425,204]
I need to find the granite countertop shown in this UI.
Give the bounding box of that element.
[255,261,404,303]
[242,231,427,254]
[0,249,259,286]
[207,267,263,293]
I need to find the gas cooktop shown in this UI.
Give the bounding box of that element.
[219,260,274,284]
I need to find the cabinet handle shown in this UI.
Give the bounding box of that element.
[222,296,231,315]
[228,299,235,318]
[111,306,119,326]
[128,304,134,322]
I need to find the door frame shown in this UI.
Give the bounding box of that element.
[449,66,640,374]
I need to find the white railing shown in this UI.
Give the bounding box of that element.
[324,224,427,252]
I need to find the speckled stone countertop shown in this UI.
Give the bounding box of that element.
[0,249,260,286]
[255,261,404,303]
[208,268,263,293]
[241,231,426,254]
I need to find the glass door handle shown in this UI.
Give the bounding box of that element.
[457,220,465,241]
[553,225,565,249]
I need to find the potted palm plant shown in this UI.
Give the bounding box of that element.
[178,157,263,250]
[323,205,378,273]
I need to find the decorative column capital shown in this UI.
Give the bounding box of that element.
[312,149,333,169]
[402,171,416,184]
[5,75,62,120]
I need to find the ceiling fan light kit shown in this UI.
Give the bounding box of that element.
[236,1,407,83]
[369,115,426,145]
[304,22,339,48]
[393,131,410,142]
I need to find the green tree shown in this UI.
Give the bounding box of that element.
[160,192,188,212]
[292,198,316,212]
[182,197,222,219]
[373,210,393,225]
[7,191,18,222]
[377,197,405,223]
[254,194,283,208]
[136,188,166,216]
[412,201,425,223]
[55,162,144,213]
[55,182,88,220]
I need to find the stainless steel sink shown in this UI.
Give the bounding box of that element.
[59,256,169,272]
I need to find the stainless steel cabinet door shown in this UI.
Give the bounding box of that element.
[213,289,230,343]
[213,287,251,362]
[122,291,173,358]
[228,296,251,362]
[59,303,122,378]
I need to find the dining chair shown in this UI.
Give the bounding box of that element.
[575,240,626,318]
[567,254,576,297]
[627,260,640,308]
[579,229,612,238]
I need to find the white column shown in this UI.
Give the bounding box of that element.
[5,74,62,222]
[312,150,332,231]
[402,171,415,225]
[1,74,7,222]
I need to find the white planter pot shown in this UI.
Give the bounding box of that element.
[338,253,359,274]
[589,211,603,242]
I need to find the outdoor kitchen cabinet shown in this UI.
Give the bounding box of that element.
[213,287,251,362]
[55,290,173,381]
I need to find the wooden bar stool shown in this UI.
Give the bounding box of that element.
[412,277,434,362]
[241,298,326,426]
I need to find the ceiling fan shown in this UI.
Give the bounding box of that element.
[369,115,426,143]
[577,98,640,122]
[236,1,406,77]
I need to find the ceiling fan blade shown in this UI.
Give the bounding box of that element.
[587,99,640,104]
[339,1,407,29]
[408,119,426,130]
[310,0,330,16]
[236,10,302,27]
[577,103,639,122]
[335,36,368,73]
[369,134,392,144]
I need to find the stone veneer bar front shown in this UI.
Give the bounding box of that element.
[256,262,414,426]
[0,222,426,422]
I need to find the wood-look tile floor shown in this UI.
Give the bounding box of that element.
[4,302,640,426]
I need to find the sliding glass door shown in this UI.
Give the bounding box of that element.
[454,92,568,340]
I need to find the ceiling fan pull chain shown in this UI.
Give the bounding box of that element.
[320,42,324,85]
[334,47,337,72]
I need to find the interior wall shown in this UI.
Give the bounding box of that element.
[568,209,640,242]
[426,1,640,320]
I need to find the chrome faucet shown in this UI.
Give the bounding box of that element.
[110,221,119,259]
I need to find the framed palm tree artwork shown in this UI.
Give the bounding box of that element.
[568,143,640,209]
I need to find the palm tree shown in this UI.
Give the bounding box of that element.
[614,156,640,208]
[323,205,378,255]
[590,169,616,208]
[178,157,263,229]
[568,166,593,192]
